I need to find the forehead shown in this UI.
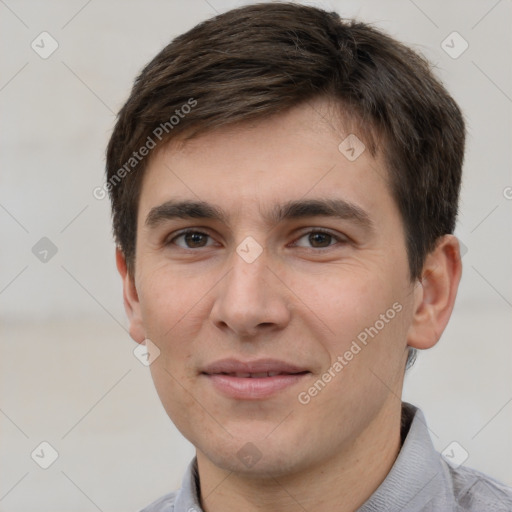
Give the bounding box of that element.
[138,99,395,227]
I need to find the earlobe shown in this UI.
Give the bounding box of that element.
[115,248,146,344]
[407,235,463,350]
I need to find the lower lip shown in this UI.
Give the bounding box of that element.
[203,373,309,400]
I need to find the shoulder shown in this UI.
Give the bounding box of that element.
[139,491,179,512]
[445,462,512,511]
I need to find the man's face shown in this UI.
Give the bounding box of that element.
[128,99,417,476]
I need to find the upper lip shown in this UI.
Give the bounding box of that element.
[201,358,309,376]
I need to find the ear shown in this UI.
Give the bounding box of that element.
[407,235,463,350]
[116,247,145,344]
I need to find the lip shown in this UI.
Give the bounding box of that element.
[201,358,310,400]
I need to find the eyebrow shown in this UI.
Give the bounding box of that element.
[145,198,375,233]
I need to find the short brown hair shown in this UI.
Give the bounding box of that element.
[106,2,465,281]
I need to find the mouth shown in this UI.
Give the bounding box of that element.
[201,358,311,400]
[211,371,309,378]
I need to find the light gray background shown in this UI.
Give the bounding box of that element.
[1,0,511,510]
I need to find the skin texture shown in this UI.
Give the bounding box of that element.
[117,98,462,512]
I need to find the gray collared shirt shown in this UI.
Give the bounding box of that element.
[141,402,512,511]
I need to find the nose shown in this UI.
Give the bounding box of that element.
[209,248,292,338]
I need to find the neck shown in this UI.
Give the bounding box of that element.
[196,399,403,512]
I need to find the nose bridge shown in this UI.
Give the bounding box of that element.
[225,244,271,304]
[223,229,271,294]
[210,242,290,335]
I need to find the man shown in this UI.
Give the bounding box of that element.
[105,3,512,511]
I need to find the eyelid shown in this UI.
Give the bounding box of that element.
[290,228,349,248]
[166,228,217,247]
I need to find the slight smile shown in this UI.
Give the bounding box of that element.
[201,358,311,400]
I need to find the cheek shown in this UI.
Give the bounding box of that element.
[149,358,199,436]
[138,265,215,369]
[315,270,392,335]
[300,298,409,437]
[138,265,201,335]
[316,267,409,380]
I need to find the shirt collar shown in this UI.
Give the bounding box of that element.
[173,455,202,512]
[358,402,448,511]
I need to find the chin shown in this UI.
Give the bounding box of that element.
[197,433,313,479]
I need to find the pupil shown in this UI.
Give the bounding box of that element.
[310,233,330,247]
[186,232,205,247]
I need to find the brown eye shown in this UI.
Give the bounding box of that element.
[308,232,333,248]
[169,230,213,249]
[294,229,345,249]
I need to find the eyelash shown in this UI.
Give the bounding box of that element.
[166,228,348,251]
